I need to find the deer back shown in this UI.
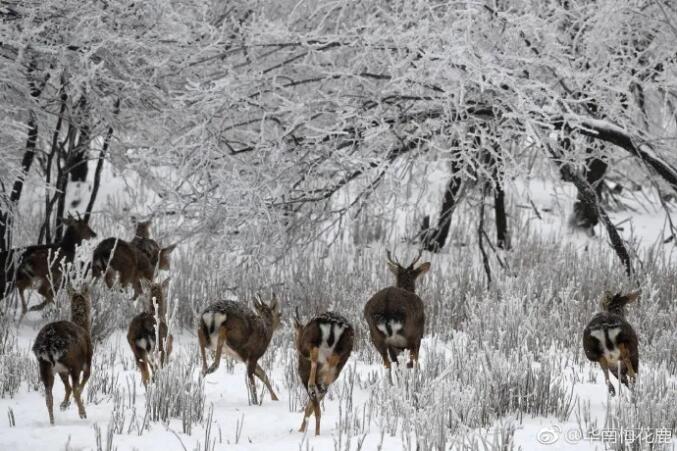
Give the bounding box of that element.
[364,287,425,341]
[200,300,274,361]
[92,238,137,274]
[32,320,91,372]
[127,312,157,357]
[296,312,354,391]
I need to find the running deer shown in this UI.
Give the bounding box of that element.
[198,294,281,404]
[130,217,175,270]
[583,290,640,396]
[127,278,173,386]
[91,237,154,298]
[32,284,93,424]
[16,214,97,315]
[364,250,430,369]
[293,310,354,436]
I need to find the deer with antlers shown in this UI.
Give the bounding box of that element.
[583,290,641,395]
[32,284,93,424]
[293,309,354,435]
[15,213,97,315]
[198,294,281,404]
[364,250,430,370]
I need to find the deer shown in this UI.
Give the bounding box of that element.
[32,284,93,425]
[130,217,175,271]
[198,294,281,405]
[293,309,354,436]
[127,278,173,386]
[583,290,640,396]
[364,250,430,370]
[15,214,97,315]
[91,237,154,298]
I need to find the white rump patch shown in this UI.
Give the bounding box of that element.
[318,323,345,364]
[590,328,622,363]
[54,362,69,375]
[203,311,227,348]
[385,335,408,348]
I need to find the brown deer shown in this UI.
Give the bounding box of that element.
[364,250,430,370]
[91,237,154,298]
[127,278,173,386]
[293,309,354,435]
[198,294,281,404]
[583,290,640,396]
[16,214,97,315]
[130,218,175,270]
[32,284,93,424]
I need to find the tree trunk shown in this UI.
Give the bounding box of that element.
[421,152,464,252]
[0,58,48,250]
[549,147,632,277]
[85,98,119,223]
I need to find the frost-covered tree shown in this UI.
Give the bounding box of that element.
[2,0,676,273]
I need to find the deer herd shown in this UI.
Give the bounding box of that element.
[0,214,643,435]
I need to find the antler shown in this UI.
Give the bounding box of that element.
[407,249,423,269]
[293,306,302,326]
[386,250,401,267]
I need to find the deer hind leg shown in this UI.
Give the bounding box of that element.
[307,347,320,399]
[17,286,29,322]
[39,360,55,425]
[70,370,87,419]
[58,373,72,410]
[204,327,226,375]
[598,358,615,396]
[246,360,259,406]
[407,341,421,369]
[29,279,56,312]
[198,327,209,375]
[104,269,115,289]
[618,343,637,384]
[254,364,278,401]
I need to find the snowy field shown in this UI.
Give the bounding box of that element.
[1,171,677,451]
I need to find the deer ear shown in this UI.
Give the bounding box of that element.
[624,290,640,304]
[386,261,399,275]
[161,277,171,289]
[162,244,177,254]
[414,262,431,276]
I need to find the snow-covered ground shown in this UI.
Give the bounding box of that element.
[2,167,677,450]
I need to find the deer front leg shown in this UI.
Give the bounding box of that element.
[254,364,278,401]
[307,347,319,399]
[58,373,72,410]
[204,327,226,375]
[599,358,615,396]
[312,397,321,436]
